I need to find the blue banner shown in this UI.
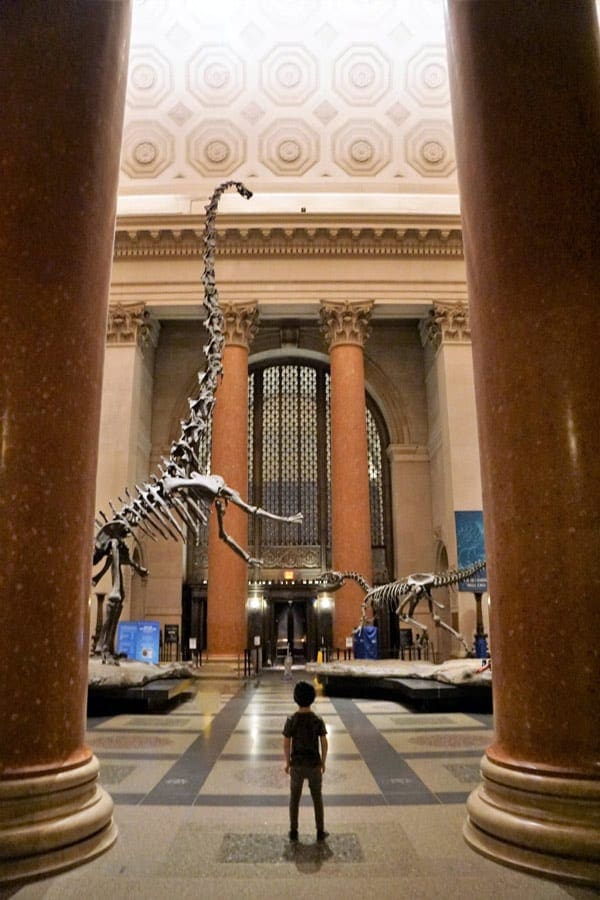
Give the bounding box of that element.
[454,511,488,591]
[116,620,161,664]
[353,625,378,659]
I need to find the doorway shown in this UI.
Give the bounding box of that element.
[272,598,309,663]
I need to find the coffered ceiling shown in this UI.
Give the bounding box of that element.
[119,0,458,218]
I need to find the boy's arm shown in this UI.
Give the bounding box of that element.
[320,734,328,773]
[283,736,292,773]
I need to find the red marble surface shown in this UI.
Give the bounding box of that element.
[0,3,131,776]
[330,342,374,647]
[446,0,599,777]
[207,343,251,655]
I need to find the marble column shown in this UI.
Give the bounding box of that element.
[446,0,600,884]
[95,301,159,622]
[0,1,131,882]
[207,303,258,656]
[320,301,374,649]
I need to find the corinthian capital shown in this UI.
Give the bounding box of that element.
[319,300,374,349]
[222,302,259,349]
[106,301,158,349]
[419,300,471,349]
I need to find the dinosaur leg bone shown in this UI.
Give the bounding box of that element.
[95,538,124,665]
[427,596,471,656]
[215,499,262,567]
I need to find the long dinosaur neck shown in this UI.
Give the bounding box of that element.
[169,180,252,475]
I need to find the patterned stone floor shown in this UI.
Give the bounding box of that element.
[1,669,596,900]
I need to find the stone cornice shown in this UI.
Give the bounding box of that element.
[113,216,463,260]
[222,302,259,350]
[106,301,159,349]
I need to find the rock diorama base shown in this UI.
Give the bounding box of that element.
[88,658,198,714]
[307,658,493,712]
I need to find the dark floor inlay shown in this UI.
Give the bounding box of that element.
[444,762,481,783]
[218,832,363,864]
[99,764,136,784]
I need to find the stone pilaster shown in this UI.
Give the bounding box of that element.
[419,299,471,352]
[95,302,159,622]
[207,303,258,655]
[320,301,374,649]
[419,300,483,643]
[106,300,160,349]
[0,0,131,881]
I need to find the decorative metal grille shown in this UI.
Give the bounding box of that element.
[367,406,385,546]
[260,365,320,547]
[248,373,255,544]
[325,373,332,549]
[186,401,211,580]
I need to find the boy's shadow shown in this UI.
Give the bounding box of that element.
[283,839,334,872]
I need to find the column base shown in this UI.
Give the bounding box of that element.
[464,755,600,886]
[0,755,117,884]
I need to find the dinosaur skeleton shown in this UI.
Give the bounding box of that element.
[318,560,487,657]
[92,181,302,662]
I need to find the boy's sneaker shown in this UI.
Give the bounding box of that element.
[316,830,329,841]
[288,829,299,842]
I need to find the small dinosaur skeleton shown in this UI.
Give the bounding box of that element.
[318,561,487,657]
[92,181,302,662]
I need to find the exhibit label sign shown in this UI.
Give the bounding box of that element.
[116,620,161,663]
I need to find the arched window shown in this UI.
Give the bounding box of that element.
[249,360,392,581]
[187,359,392,582]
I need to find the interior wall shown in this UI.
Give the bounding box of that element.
[98,241,484,656]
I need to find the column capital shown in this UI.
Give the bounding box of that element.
[419,300,471,349]
[222,302,259,349]
[319,300,374,349]
[107,301,159,350]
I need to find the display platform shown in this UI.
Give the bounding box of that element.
[87,659,197,714]
[307,658,492,712]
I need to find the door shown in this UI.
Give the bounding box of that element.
[272,598,309,662]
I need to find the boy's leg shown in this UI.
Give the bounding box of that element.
[307,766,324,833]
[289,767,304,833]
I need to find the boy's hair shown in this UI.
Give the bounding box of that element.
[293,680,316,707]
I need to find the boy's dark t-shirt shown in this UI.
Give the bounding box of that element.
[283,711,327,766]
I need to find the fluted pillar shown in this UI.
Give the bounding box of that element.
[207,303,258,656]
[320,301,374,649]
[0,1,131,882]
[446,0,599,884]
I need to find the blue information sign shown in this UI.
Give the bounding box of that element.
[116,620,161,663]
[454,511,488,591]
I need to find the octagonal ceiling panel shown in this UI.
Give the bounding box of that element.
[121,0,457,200]
[127,46,173,108]
[332,45,392,107]
[260,44,319,106]
[187,45,245,107]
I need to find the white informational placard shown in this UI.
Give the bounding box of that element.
[253,635,261,646]
[189,637,197,649]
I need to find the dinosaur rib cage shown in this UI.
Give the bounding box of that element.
[364,560,487,613]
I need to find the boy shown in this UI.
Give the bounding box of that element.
[282,680,329,842]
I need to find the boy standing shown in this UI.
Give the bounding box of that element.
[282,680,329,842]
